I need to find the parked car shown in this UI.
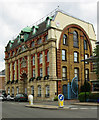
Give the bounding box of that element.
[7,95,15,101]
[0,94,7,101]
[14,94,28,102]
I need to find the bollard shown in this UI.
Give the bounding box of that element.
[58,94,64,108]
[28,95,33,105]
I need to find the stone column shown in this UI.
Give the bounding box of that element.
[27,53,32,94]
[35,53,38,78]
[10,63,13,81]
[49,42,56,79]
[42,51,45,77]
[15,61,17,80]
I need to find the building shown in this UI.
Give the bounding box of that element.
[0,69,5,93]
[5,9,96,100]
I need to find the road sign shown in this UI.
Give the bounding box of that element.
[58,94,64,108]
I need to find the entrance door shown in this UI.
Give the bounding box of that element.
[22,73,27,94]
[63,85,68,99]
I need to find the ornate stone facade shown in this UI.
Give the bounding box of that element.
[5,10,96,100]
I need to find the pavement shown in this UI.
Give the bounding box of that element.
[25,100,99,110]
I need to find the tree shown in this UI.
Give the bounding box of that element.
[80,81,91,92]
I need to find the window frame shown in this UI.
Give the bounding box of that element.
[38,85,41,97]
[74,67,79,79]
[74,51,79,63]
[73,31,79,48]
[62,49,66,61]
[62,66,67,80]
[63,34,68,45]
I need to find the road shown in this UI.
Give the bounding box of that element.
[1,101,98,119]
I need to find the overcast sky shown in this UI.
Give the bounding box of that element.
[0,0,98,71]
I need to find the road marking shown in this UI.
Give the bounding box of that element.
[80,108,89,110]
[90,108,97,110]
[70,108,78,110]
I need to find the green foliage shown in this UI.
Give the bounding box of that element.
[54,96,58,101]
[80,81,91,92]
[78,92,99,102]
[78,92,90,102]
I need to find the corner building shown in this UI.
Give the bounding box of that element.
[5,10,96,100]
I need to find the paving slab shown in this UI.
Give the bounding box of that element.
[25,104,69,110]
[73,102,99,106]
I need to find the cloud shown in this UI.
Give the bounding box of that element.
[0,1,97,71]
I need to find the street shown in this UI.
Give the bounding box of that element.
[1,101,98,119]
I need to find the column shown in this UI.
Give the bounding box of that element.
[49,42,57,79]
[42,51,45,77]
[15,61,17,80]
[35,53,38,78]
[10,63,13,81]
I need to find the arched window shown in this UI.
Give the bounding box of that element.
[73,31,78,47]
[85,54,89,64]
[74,68,79,79]
[38,85,41,97]
[45,85,50,97]
[63,34,67,45]
[84,40,88,50]
[39,53,42,64]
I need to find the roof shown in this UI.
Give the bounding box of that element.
[6,21,49,51]
[0,69,5,76]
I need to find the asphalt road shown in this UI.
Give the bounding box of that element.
[2,101,98,119]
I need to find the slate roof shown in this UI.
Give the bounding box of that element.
[6,20,50,52]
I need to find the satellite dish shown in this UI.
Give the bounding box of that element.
[71,77,78,95]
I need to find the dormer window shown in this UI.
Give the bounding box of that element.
[9,40,14,48]
[32,26,39,35]
[31,41,35,47]
[20,32,24,42]
[46,17,52,28]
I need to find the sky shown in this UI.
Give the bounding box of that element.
[0,0,98,71]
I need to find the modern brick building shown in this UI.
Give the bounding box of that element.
[5,9,96,100]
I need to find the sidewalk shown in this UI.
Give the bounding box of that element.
[25,100,99,110]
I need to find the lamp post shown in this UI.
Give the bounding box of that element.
[84,40,86,102]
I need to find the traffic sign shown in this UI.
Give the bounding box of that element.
[58,94,64,108]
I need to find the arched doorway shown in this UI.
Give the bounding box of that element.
[63,84,68,99]
[22,73,27,94]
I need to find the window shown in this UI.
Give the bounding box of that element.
[37,38,42,44]
[45,85,50,97]
[33,56,35,65]
[45,35,48,41]
[62,66,67,80]
[40,68,43,77]
[73,31,78,47]
[85,69,89,81]
[63,34,67,45]
[84,40,88,50]
[12,87,14,95]
[39,53,42,64]
[74,52,79,62]
[31,86,34,96]
[74,68,79,79]
[33,28,36,35]
[8,87,10,95]
[62,50,66,61]
[13,74,15,80]
[16,87,19,94]
[85,54,89,64]
[21,45,26,51]
[12,51,14,56]
[13,63,15,70]
[33,69,35,78]
[47,51,49,62]
[47,67,49,76]
[31,41,35,47]
[38,85,41,97]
